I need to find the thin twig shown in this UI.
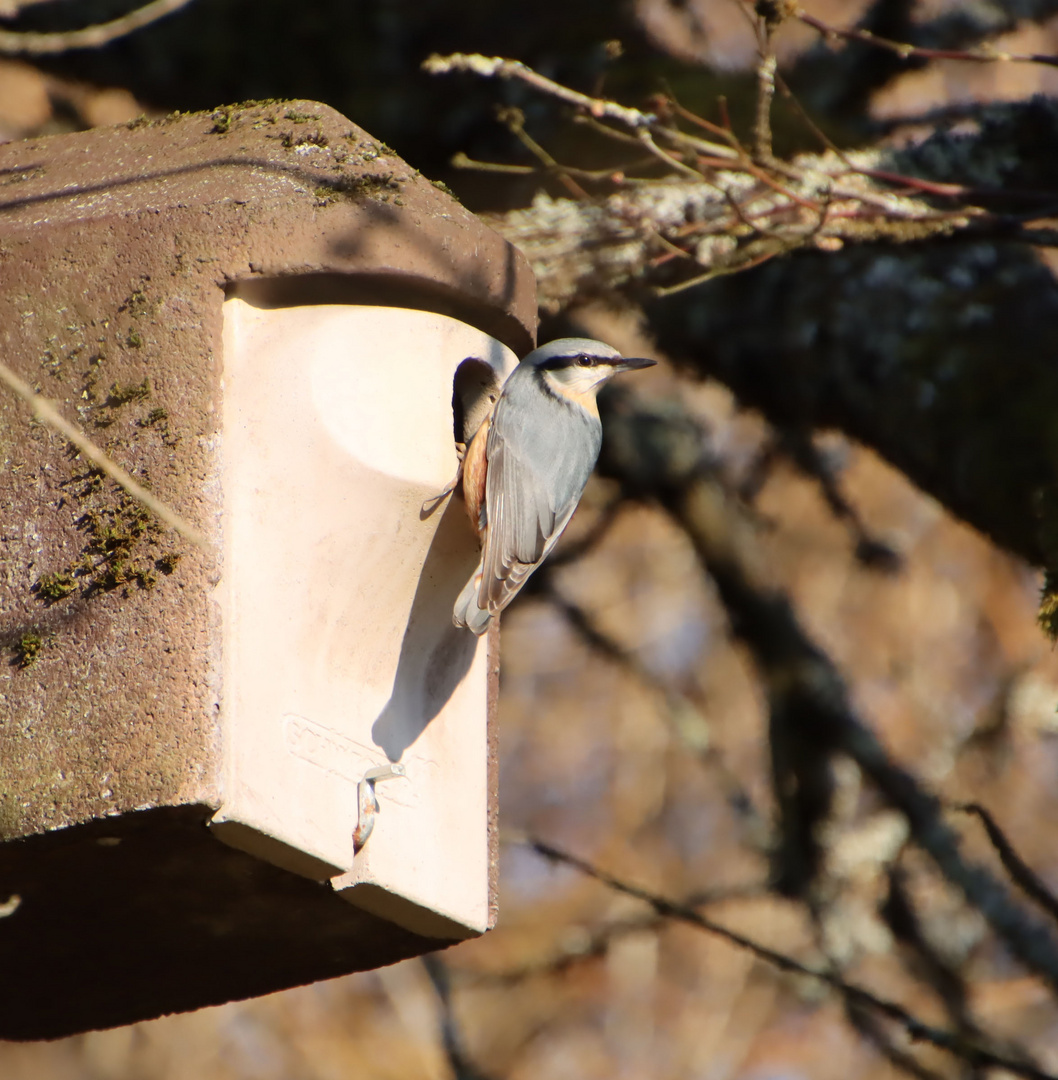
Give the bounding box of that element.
[498,106,590,199]
[0,359,208,548]
[652,245,788,297]
[451,153,536,175]
[597,389,1058,994]
[423,53,656,129]
[646,226,699,265]
[754,37,778,163]
[523,837,1058,1080]
[957,803,1058,927]
[668,96,743,153]
[882,866,982,1044]
[846,1001,949,1080]
[456,883,766,986]
[777,75,1058,207]
[422,955,496,1080]
[774,71,847,158]
[572,111,655,149]
[0,0,194,55]
[538,573,765,825]
[797,10,1058,70]
[636,128,704,180]
[453,150,659,186]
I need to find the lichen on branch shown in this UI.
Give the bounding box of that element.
[489,148,973,312]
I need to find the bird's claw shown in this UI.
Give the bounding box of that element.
[421,446,467,517]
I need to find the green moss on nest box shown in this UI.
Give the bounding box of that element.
[35,572,75,602]
[107,379,150,406]
[14,632,45,668]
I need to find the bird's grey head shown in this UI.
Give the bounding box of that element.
[523,337,656,398]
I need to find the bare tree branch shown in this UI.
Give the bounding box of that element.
[0,358,208,548]
[750,1,784,163]
[958,803,1058,927]
[0,0,194,55]
[796,9,1058,70]
[524,837,1058,1080]
[790,0,1058,126]
[432,57,992,307]
[882,867,983,1048]
[422,955,496,1080]
[846,1001,949,1080]
[539,576,768,834]
[457,883,765,986]
[770,429,902,571]
[423,52,657,132]
[596,386,1058,992]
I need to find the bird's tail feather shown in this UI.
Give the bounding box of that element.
[452,570,491,635]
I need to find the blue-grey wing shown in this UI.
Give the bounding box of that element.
[478,369,601,614]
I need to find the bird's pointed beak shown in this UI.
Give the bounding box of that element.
[615,356,657,371]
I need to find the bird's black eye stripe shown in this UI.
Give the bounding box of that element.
[538,353,599,371]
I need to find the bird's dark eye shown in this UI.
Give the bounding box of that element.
[576,355,592,367]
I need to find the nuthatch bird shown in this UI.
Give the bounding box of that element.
[452,338,656,635]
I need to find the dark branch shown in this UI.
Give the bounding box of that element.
[958,802,1058,927]
[525,837,1058,1080]
[597,386,1058,991]
[456,883,765,986]
[422,955,497,1080]
[846,1001,949,1080]
[882,867,979,1040]
[535,573,767,834]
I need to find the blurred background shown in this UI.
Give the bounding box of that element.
[4,1,1058,1077]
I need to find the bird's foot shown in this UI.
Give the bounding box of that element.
[421,444,466,517]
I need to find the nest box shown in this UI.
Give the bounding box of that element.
[0,101,536,1039]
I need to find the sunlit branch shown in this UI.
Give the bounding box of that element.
[0,0,194,55]
[753,19,778,162]
[796,9,1058,70]
[0,358,208,548]
[423,52,656,130]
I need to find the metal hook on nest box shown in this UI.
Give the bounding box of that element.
[353,763,407,853]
